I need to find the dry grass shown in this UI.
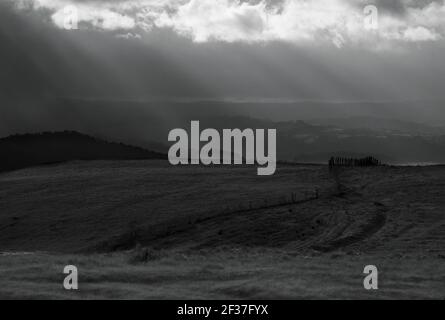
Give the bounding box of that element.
[0,250,444,299]
[0,161,444,299]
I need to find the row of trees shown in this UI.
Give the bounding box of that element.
[329,156,382,168]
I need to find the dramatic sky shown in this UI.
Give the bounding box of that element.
[14,0,445,46]
[1,0,445,102]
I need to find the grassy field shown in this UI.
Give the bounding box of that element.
[0,160,444,299]
[1,250,443,299]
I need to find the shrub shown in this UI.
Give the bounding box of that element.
[127,244,160,264]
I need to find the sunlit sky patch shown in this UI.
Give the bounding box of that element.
[13,0,445,49]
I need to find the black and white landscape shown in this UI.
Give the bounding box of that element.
[0,0,444,300]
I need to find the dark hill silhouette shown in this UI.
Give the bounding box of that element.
[0,131,166,172]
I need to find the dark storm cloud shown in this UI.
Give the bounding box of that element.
[373,0,406,14]
[349,0,407,15]
[352,0,443,15]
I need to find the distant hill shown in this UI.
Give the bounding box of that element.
[0,131,166,172]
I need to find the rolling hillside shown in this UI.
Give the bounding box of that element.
[0,160,444,299]
[0,131,166,172]
[0,160,444,255]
